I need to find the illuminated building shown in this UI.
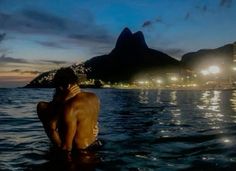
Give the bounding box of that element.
[232,42,236,83]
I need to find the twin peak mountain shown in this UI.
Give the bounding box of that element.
[83,27,180,83]
[26,27,181,87]
[25,27,235,87]
[25,28,180,88]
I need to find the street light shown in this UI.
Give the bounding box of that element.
[201,66,220,76]
[170,76,178,81]
[208,66,220,74]
[201,70,209,76]
[156,79,163,84]
[138,80,149,85]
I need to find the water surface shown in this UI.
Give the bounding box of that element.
[1,88,236,170]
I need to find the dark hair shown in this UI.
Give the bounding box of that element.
[53,67,78,88]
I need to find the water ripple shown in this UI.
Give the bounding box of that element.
[1,88,236,170]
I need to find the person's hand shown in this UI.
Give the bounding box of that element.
[93,122,99,137]
[69,84,80,94]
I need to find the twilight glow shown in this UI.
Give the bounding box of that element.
[0,0,236,87]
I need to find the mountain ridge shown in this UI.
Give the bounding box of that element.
[24,28,235,88]
[83,27,180,82]
[181,43,234,69]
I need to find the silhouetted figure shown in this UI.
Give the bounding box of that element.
[37,68,101,161]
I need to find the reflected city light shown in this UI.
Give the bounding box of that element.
[223,138,231,143]
[199,91,223,129]
[138,90,149,104]
[230,90,236,112]
[170,91,177,104]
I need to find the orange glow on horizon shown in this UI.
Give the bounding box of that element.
[0,70,39,77]
[0,71,39,87]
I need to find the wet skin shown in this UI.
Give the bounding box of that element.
[37,84,100,152]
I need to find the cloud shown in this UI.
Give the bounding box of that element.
[0,8,113,42]
[0,55,71,74]
[10,69,41,75]
[67,30,115,55]
[0,8,115,55]
[21,9,66,30]
[184,4,211,21]
[142,17,164,28]
[185,12,191,20]
[68,32,114,44]
[39,59,69,65]
[155,17,162,23]
[0,55,28,63]
[0,33,6,43]
[0,55,70,66]
[35,40,67,49]
[0,33,7,55]
[142,20,152,28]
[0,10,67,35]
[219,0,232,8]
[195,5,208,13]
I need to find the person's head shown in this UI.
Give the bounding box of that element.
[53,67,78,90]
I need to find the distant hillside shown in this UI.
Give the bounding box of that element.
[181,44,234,70]
[25,70,56,88]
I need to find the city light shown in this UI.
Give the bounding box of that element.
[201,66,220,76]
[208,66,220,74]
[138,81,149,85]
[201,70,209,76]
[170,77,178,81]
[233,67,236,71]
[156,79,163,84]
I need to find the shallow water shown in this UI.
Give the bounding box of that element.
[1,88,236,170]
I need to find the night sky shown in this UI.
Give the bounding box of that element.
[0,0,236,87]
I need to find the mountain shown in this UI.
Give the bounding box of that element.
[181,44,234,70]
[25,27,181,87]
[83,27,180,82]
[24,70,56,88]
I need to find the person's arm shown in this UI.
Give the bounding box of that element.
[61,106,77,152]
[48,119,61,148]
[37,102,62,148]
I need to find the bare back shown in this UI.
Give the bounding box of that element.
[61,92,100,150]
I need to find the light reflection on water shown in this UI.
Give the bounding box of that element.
[198,91,224,129]
[231,90,236,112]
[138,89,149,104]
[1,88,236,170]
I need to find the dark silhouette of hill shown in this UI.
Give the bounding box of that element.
[25,70,55,88]
[83,27,180,82]
[24,27,186,87]
[181,44,234,70]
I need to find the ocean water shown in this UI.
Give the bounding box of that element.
[1,88,236,171]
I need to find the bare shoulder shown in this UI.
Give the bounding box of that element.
[73,92,99,103]
[78,91,98,98]
[63,91,99,110]
[61,91,99,122]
